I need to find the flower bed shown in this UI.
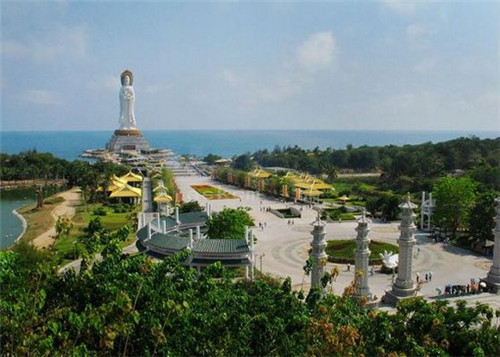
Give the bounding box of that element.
[191,185,238,200]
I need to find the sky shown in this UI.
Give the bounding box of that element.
[1,0,499,131]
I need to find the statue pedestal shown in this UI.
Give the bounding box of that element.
[483,267,500,294]
[383,287,419,306]
[106,129,150,152]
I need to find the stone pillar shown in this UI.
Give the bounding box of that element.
[163,220,167,234]
[384,194,418,305]
[249,229,254,281]
[354,211,371,299]
[196,226,201,240]
[420,191,425,230]
[188,229,193,250]
[310,212,327,294]
[484,198,500,293]
[175,206,180,224]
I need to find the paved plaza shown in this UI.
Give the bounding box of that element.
[175,175,500,309]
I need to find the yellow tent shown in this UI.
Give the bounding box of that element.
[109,184,142,198]
[119,171,143,183]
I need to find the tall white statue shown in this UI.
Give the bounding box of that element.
[119,70,136,129]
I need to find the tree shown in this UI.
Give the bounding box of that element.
[468,192,496,249]
[203,153,222,165]
[206,207,255,239]
[179,200,203,213]
[232,153,255,172]
[433,177,477,238]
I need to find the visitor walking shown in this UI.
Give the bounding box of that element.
[346,263,351,271]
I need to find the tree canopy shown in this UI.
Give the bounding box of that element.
[1,245,499,356]
[206,207,255,239]
[433,177,477,238]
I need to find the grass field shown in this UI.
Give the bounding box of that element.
[326,239,398,264]
[17,197,62,242]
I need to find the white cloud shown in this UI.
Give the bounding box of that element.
[296,31,336,73]
[407,23,430,50]
[18,89,62,105]
[221,31,337,106]
[87,75,118,92]
[382,0,417,16]
[1,26,87,62]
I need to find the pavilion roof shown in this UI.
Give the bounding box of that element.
[109,184,142,198]
[249,168,272,179]
[154,192,173,202]
[153,181,168,192]
[302,188,323,196]
[106,178,127,192]
[119,171,144,182]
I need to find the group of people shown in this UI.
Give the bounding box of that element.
[416,271,433,283]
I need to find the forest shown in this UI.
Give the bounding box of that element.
[1,244,499,356]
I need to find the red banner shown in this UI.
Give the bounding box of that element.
[282,185,288,197]
[258,180,264,192]
[295,188,301,200]
[244,176,250,188]
[269,183,274,195]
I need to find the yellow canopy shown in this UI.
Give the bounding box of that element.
[119,171,143,183]
[109,184,142,198]
[154,192,173,202]
[339,195,350,201]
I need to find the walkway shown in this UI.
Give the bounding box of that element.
[32,188,81,249]
[173,175,498,310]
[142,177,153,213]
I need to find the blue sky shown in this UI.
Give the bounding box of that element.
[1,1,498,131]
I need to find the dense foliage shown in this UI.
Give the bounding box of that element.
[206,207,255,239]
[1,245,499,356]
[251,137,498,174]
[433,177,477,238]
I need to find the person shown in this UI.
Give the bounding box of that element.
[346,263,351,271]
[370,266,374,276]
[416,272,420,283]
[429,271,433,281]
[119,72,136,129]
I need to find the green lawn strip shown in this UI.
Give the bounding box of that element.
[325,239,398,264]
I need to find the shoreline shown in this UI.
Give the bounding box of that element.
[0,179,67,191]
[11,207,28,246]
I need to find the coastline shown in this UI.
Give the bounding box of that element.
[12,207,28,245]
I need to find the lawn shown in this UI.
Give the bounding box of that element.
[191,184,238,200]
[17,196,64,242]
[325,239,398,264]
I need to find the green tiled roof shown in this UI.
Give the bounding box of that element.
[179,211,208,225]
[191,258,251,266]
[193,239,250,254]
[148,233,190,251]
[137,226,149,241]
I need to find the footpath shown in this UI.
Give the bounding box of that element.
[31,187,81,249]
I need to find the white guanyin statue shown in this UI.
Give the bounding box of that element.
[119,70,137,129]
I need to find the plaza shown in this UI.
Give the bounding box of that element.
[173,174,499,309]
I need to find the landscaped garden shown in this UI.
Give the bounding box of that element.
[325,239,398,264]
[191,184,238,200]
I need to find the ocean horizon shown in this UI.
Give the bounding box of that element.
[2,129,499,161]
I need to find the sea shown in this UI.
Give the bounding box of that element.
[1,129,499,249]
